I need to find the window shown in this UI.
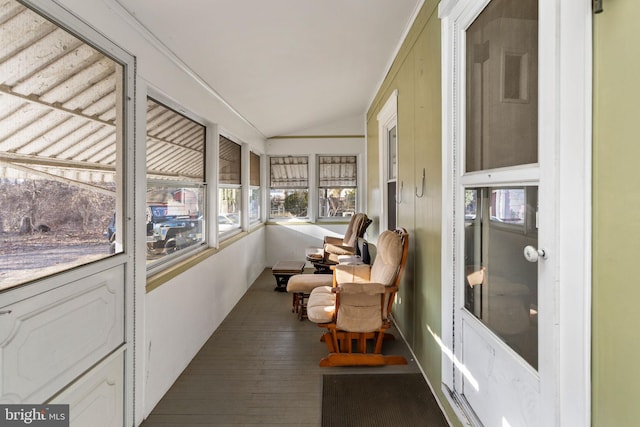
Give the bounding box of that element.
[0,0,128,290]
[146,98,206,266]
[318,156,357,218]
[377,90,398,231]
[387,126,398,230]
[269,156,308,219]
[249,151,261,223]
[218,135,241,235]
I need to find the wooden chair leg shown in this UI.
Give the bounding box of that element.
[374,331,385,353]
[345,333,353,353]
[358,333,367,353]
[320,332,335,353]
[331,329,340,353]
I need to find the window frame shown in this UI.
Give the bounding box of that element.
[0,0,135,290]
[377,90,399,231]
[317,155,358,220]
[249,150,262,225]
[218,134,242,239]
[268,155,309,221]
[144,93,210,274]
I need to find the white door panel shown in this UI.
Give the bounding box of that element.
[50,348,124,427]
[462,313,539,426]
[0,266,124,403]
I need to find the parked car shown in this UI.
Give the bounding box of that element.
[146,194,202,254]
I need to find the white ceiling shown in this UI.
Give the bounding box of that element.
[114,0,423,138]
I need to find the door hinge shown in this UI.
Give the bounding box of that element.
[593,0,603,14]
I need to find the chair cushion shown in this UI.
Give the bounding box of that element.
[286,274,333,294]
[342,213,368,247]
[335,284,385,332]
[334,264,372,285]
[370,230,403,286]
[336,305,383,333]
[306,286,336,324]
[339,282,385,295]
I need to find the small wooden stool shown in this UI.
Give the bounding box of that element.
[271,260,306,292]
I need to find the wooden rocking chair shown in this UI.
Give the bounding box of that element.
[306,227,409,367]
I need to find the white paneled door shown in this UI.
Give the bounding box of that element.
[441,0,591,425]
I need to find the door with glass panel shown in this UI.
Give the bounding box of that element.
[454,0,551,425]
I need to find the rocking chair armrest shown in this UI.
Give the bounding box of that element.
[324,243,355,256]
[324,235,346,246]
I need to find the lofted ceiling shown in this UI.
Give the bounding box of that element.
[113,0,424,138]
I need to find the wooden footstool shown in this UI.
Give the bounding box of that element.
[286,274,333,320]
[271,260,306,292]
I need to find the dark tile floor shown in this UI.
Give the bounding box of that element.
[141,269,446,426]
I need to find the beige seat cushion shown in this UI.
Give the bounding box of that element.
[306,286,336,324]
[286,274,333,294]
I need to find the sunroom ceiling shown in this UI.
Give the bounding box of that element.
[0,0,423,186]
[114,0,423,137]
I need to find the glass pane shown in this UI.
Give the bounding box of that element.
[147,99,205,181]
[318,156,357,187]
[465,0,538,172]
[0,1,124,290]
[387,181,396,230]
[464,186,538,369]
[388,126,397,179]
[249,187,260,222]
[270,189,308,219]
[318,188,357,217]
[218,187,241,234]
[250,152,260,186]
[270,156,308,188]
[219,136,241,185]
[146,98,205,266]
[146,184,205,261]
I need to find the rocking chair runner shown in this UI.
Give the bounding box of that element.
[306,227,409,367]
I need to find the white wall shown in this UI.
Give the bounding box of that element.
[266,222,352,267]
[144,228,265,415]
[265,135,368,266]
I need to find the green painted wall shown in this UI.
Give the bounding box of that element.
[366,0,640,424]
[593,1,640,425]
[366,1,456,424]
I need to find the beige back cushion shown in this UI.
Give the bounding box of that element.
[342,213,367,247]
[369,230,403,286]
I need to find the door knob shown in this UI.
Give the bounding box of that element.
[524,245,546,262]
